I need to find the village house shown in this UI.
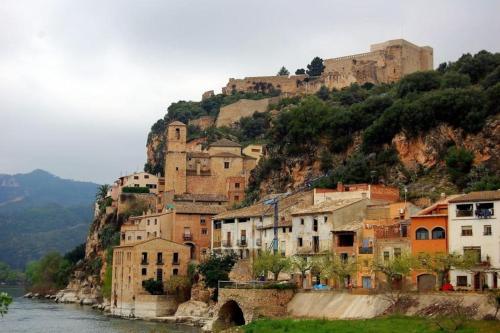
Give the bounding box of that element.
[409,195,460,291]
[111,238,190,317]
[312,183,400,204]
[448,191,500,290]
[211,191,314,259]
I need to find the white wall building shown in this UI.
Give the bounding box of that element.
[290,199,369,255]
[448,191,500,290]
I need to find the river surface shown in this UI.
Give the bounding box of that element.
[0,287,200,333]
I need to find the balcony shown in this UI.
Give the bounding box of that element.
[183,233,193,241]
[156,260,164,265]
[237,239,247,247]
[359,247,374,254]
[222,240,232,247]
[213,241,222,248]
[141,260,149,265]
[172,259,180,265]
[475,209,494,219]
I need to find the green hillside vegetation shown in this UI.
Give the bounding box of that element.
[145,50,500,204]
[0,170,97,269]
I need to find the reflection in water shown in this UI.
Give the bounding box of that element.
[0,287,200,333]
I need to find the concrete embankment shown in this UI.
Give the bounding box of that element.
[287,291,496,320]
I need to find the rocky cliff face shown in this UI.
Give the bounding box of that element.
[257,115,499,201]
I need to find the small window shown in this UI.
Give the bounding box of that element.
[134,176,139,180]
[200,217,206,225]
[476,202,494,218]
[235,183,240,188]
[289,227,292,232]
[141,268,147,276]
[234,195,239,202]
[461,226,472,236]
[313,219,318,232]
[144,174,149,179]
[484,225,492,236]
[137,236,142,240]
[147,220,150,225]
[176,167,179,171]
[298,238,303,247]
[300,218,304,225]
[282,227,286,233]
[456,276,468,287]
[127,236,131,240]
[383,251,390,263]
[432,227,446,239]
[173,252,179,264]
[173,268,179,276]
[154,219,157,225]
[416,228,429,240]
[134,184,139,187]
[156,268,163,282]
[224,162,230,169]
[202,228,208,235]
[324,216,328,223]
[394,248,401,258]
[175,128,180,140]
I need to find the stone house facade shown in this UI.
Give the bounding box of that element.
[111,238,190,317]
[164,121,259,206]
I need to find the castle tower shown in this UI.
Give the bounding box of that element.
[164,121,187,195]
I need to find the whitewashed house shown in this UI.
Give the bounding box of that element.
[448,191,500,290]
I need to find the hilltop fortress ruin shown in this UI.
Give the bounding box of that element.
[222,39,433,96]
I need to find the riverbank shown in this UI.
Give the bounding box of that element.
[0,286,201,333]
[241,316,500,333]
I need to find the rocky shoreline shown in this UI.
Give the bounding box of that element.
[23,289,216,331]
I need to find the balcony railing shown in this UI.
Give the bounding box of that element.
[156,260,164,265]
[359,247,373,254]
[223,240,232,247]
[172,259,180,265]
[183,234,193,241]
[141,260,149,265]
[237,239,247,247]
[475,209,494,219]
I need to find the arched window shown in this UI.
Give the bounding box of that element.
[432,227,446,239]
[416,228,429,240]
[175,128,180,140]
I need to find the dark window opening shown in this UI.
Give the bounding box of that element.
[337,234,354,247]
[157,252,163,264]
[156,268,163,282]
[416,228,429,240]
[432,227,445,239]
[141,252,148,265]
[141,268,147,276]
[313,219,318,232]
[457,276,468,287]
[173,252,179,264]
[456,204,473,217]
[298,237,303,247]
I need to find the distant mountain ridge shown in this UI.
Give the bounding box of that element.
[0,169,99,269]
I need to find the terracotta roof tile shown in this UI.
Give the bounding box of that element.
[169,120,186,126]
[291,198,364,215]
[448,191,500,203]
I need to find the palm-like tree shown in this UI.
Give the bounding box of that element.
[96,184,110,202]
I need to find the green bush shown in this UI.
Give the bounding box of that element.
[445,146,474,189]
[122,186,150,194]
[142,278,164,295]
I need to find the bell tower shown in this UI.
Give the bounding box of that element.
[164,121,187,194]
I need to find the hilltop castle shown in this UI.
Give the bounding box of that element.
[223,39,433,96]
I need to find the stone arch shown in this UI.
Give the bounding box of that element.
[184,242,196,260]
[215,300,246,329]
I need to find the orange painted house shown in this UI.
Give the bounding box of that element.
[410,196,460,291]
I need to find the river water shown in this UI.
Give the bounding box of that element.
[0,287,200,333]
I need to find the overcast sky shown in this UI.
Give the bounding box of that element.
[1,0,499,184]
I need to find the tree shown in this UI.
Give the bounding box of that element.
[96,184,110,202]
[142,278,164,295]
[441,71,471,89]
[25,252,72,293]
[277,66,290,76]
[316,85,330,101]
[487,289,500,319]
[253,251,291,281]
[306,57,325,77]
[445,146,474,189]
[322,252,358,289]
[198,253,238,288]
[290,256,311,288]
[397,71,441,97]
[372,251,416,291]
[295,68,305,75]
[416,252,475,288]
[64,243,86,265]
[0,292,12,317]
